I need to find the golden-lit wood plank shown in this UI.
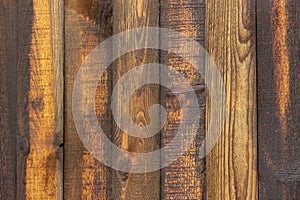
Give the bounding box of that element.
[26,0,64,199]
[0,0,63,199]
[205,0,257,199]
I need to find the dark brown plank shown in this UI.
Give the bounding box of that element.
[205,0,257,199]
[111,0,160,199]
[257,0,300,199]
[64,0,112,199]
[160,0,206,199]
[0,1,19,198]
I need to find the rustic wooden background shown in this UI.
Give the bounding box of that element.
[0,0,299,199]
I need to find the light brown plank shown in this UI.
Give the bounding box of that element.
[205,0,257,199]
[64,0,112,199]
[25,0,64,199]
[160,0,206,199]
[111,0,160,199]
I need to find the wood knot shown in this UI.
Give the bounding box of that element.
[30,97,44,110]
[117,158,132,181]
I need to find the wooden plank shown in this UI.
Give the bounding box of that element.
[111,0,160,199]
[0,1,19,198]
[64,0,112,199]
[205,0,257,199]
[159,0,206,199]
[25,0,64,199]
[257,0,300,199]
[0,0,63,199]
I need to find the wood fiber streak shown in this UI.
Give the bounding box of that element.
[160,0,206,199]
[205,0,257,199]
[64,0,112,199]
[257,0,300,199]
[111,0,160,199]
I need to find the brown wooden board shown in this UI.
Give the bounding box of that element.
[64,0,112,199]
[111,0,161,199]
[160,0,206,199]
[0,0,63,199]
[257,0,300,199]
[205,0,257,199]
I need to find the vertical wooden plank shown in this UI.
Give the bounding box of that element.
[205,0,257,199]
[0,1,19,198]
[160,0,206,199]
[111,0,160,199]
[25,0,64,199]
[64,0,113,199]
[257,0,300,199]
[0,0,63,199]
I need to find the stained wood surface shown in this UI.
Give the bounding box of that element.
[205,0,257,199]
[0,0,63,199]
[1,0,300,199]
[26,0,64,199]
[160,0,206,199]
[64,0,112,199]
[257,0,300,199]
[111,0,160,199]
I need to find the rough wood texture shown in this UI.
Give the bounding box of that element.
[205,0,257,199]
[111,0,160,199]
[257,0,300,199]
[64,0,112,199]
[160,0,206,199]
[0,0,63,199]
[26,0,64,199]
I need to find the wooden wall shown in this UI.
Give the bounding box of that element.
[0,0,299,199]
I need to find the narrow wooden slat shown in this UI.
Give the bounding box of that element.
[160,0,206,199]
[0,1,19,198]
[111,0,160,199]
[257,0,300,199]
[25,0,64,199]
[64,0,112,199]
[205,0,257,199]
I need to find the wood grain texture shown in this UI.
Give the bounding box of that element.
[0,0,63,199]
[160,0,206,199]
[64,0,112,199]
[111,0,160,199]
[26,0,64,199]
[257,0,300,199]
[205,0,257,199]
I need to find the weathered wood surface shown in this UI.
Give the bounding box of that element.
[257,0,300,199]
[111,0,160,199]
[160,0,206,199]
[64,0,112,199]
[1,0,300,199]
[0,0,63,199]
[205,0,257,199]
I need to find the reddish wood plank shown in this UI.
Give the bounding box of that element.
[160,0,206,199]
